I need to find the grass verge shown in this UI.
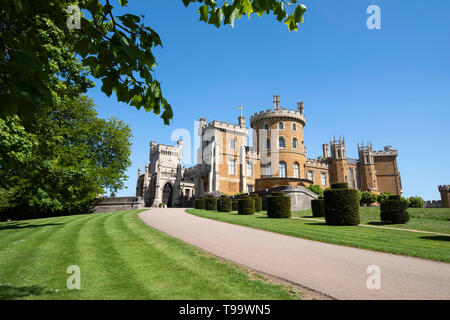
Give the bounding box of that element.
[0,210,299,300]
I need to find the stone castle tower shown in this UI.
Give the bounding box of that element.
[439,185,450,208]
[358,143,378,192]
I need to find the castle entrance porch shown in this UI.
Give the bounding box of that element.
[162,183,173,207]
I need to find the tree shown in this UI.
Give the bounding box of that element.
[377,192,392,203]
[408,196,424,208]
[307,184,323,197]
[1,0,307,123]
[360,191,377,207]
[0,96,132,219]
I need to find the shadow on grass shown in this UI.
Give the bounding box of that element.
[0,284,51,299]
[366,221,398,226]
[0,222,64,231]
[420,235,450,242]
[304,222,327,226]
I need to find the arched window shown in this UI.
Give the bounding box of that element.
[292,138,298,149]
[280,161,287,178]
[266,138,271,150]
[279,122,284,130]
[264,123,269,130]
[279,137,286,148]
[292,123,297,131]
[294,162,299,178]
[264,164,271,177]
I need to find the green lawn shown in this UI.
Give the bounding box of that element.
[292,207,450,234]
[0,210,298,300]
[186,207,450,263]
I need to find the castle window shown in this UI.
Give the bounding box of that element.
[292,123,297,131]
[279,137,286,148]
[338,150,341,159]
[264,164,271,177]
[264,123,269,130]
[230,139,236,150]
[247,185,254,193]
[321,173,327,186]
[280,162,287,178]
[294,162,300,178]
[292,138,298,149]
[279,122,284,130]
[247,162,253,177]
[266,138,271,150]
[228,159,236,175]
[308,170,314,182]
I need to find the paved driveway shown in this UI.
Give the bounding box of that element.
[139,208,450,300]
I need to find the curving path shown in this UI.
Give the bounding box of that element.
[139,208,450,300]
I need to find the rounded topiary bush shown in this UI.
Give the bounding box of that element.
[324,184,360,225]
[205,196,217,211]
[267,192,291,218]
[380,195,409,224]
[217,197,232,212]
[232,199,238,211]
[250,194,262,212]
[311,198,325,217]
[237,196,255,215]
[194,198,205,209]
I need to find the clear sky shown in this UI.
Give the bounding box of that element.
[87,0,450,200]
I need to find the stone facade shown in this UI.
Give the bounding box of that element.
[136,95,403,208]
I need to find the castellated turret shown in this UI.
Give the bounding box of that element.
[250,95,307,180]
[357,142,378,192]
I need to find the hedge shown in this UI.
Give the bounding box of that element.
[238,197,255,215]
[205,196,217,210]
[267,192,291,218]
[217,197,232,212]
[380,196,409,224]
[324,183,360,225]
[232,199,238,211]
[250,194,262,212]
[330,182,348,189]
[311,198,325,217]
[194,198,205,209]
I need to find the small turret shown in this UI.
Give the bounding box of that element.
[322,143,330,158]
[297,101,304,115]
[330,137,346,160]
[273,95,280,110]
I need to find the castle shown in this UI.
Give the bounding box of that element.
[136,95,402,209]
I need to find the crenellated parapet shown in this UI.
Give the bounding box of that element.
[306,158,330,169]
[438,185,450,192]
[202,119,249,136]
[250,108,306,128]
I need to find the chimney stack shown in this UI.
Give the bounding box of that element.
[297,101,304,115]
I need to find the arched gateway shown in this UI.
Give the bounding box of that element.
[162,183,173,207]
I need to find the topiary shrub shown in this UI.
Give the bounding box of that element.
[250,194,262,212]
[267,192,291,218]
[205,196,217,211]
[331,182,348,189]
[194,198,205,209]
[237,196,255,215]
[380,196,409,224]
[217,197,232,212]
[377,192,392,203]
[232,199,238,211]
[311,198,325,217]
[324,183,360,225]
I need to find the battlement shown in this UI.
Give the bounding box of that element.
[203,120,248,134]
[358,142,372,152]
[250,108,305,126]
[306,158,329,168]
[438,185,450,192]
[150,143,181,158]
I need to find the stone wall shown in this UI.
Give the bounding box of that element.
[425,200,443,208]
[92,196,144,213]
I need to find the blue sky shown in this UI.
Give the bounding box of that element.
[88,0,450,200]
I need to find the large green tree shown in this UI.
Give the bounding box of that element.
[0,0,306,123]
[0,96,132,219]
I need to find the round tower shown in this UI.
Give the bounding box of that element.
[250,95,307,183]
